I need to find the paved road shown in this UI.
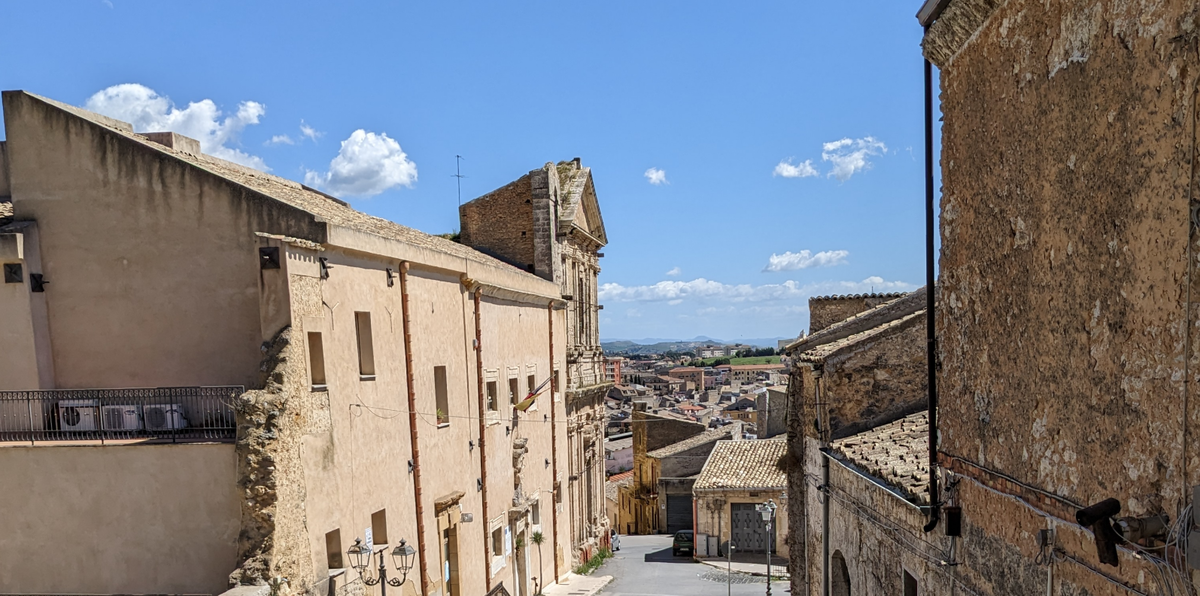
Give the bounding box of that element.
[598,535,783,596]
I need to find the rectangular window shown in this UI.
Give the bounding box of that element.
[491,526,504,555]
[903,571,918,596]
[527,374,537,399]
[531,500,541,525]
[372,509,388,545]
[509,378,519,406]
[486,381,499,412]
[355,312,375,378]
[308,332,327,388]
[325,528,343,570]
[553,369,560,393]
[435,366,450,425]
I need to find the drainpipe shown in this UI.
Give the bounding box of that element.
[548,303,561,583]
[474,288,491,589]
[398,262,429,596]
[921,29,941,534]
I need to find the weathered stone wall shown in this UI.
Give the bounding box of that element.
[809,293,905,333]
[459,175,536,272]
[816,315,928,439]
[935,0,1200,517]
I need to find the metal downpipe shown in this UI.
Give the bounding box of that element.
[398,262,430,596]
[921,33,941,534]
[473,288,491,589]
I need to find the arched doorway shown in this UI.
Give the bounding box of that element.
[831,550,851,596]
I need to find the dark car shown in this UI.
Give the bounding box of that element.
[672,530,694,556]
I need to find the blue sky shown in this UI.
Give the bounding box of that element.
[1,1,938,343]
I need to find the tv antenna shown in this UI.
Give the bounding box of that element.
[453,155,466,207]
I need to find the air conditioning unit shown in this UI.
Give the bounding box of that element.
[144,404,188,430]
[58,400,99,432]
[101,405,143,431]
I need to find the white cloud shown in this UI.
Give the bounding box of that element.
[304,130,418,197]
[822,136,886,181]
[265,134,294,146]
[300,120,323,142]
[668,299,683,306]
[85,83,268,170]
[763,250,849,272]
[598,276,914,304]
[773,158,818,178]
[644,167,668,185]
[666,267,682,277]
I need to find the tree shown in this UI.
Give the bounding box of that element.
[531,530,545,595]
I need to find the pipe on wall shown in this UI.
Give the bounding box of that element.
[922,31,942,534]
[474,288,491,590]
[548,302,561,582]
[817,373,831,596]
[398,262,430,596]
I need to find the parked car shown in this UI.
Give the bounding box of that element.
[611,528,620,552]
[672,530,694,556]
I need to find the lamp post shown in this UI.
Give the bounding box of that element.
[347,537,417,596]
[756,500,777,596]
[727,543,736,596]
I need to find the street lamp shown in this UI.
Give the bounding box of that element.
[347,537,417,596]
[756,500,778,596]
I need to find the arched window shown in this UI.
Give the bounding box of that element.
[831,550,851,596]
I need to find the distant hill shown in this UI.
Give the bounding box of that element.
[601,336,788,355]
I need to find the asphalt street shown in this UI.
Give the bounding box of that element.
[597,535,784,596]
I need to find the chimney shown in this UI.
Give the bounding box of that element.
[572,157,581,168]
[141,132,201,155]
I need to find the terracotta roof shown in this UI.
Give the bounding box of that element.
[606,471,634,501]
[693,438,787,491]
[647,428,732,459]
[810,292,908,302]
[785,287,928,354]
[832,411,930,504]
[727,364,786,371]
[797,310,925,363]
[21,92,532,277]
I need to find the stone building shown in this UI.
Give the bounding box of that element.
[459,159,611,565]
[693,438,789,559]
[782,288,931,595]
[807,292,908,334]
[0,91,577,596]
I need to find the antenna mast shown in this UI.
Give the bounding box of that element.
[453,155,465,207]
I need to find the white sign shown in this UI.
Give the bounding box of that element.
[504,527,512,556]
[364,528,374,553]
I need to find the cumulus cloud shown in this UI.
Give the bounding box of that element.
[763,250,849,272]
[644,167,668,185]
[300,120,323,142]
[304,130,418,197]
[773,158,818,178]
[85,83,268,170]
[666,267,682,277]
[265,134,294,146]
[822,136,886,181]
[598,276,914,304]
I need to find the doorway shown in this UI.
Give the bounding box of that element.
[730,503,768,553]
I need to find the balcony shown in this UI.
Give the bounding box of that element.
[0,386,242,444]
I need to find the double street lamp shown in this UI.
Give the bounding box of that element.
[347,537,417,596]
[756,500,778,596]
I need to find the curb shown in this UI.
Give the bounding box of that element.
[696,558,790,579]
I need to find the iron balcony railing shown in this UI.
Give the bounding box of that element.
[0,386,242,443]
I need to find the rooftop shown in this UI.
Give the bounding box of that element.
[693,438,787,491]
[605,436,633,452]
[647,428,733,459]
[786,286,928,354]
[797,310,925,364]
[810,292,908,302]
[831,411,930,504]
[606,470,634,501]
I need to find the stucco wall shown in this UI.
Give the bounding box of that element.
[935,0,1200,516]
[0,443,239,595]
[1,91,322,390]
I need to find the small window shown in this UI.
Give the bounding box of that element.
[491,526,504,555]
[903,571,918,596]
[487,381,499,412]
[308,332,327,388]
[553,369,560,393]
[509,378,520,406]
[355,312,375,378]
[325,529,343,570]
[527,374,537,398]
[435,366,450,425]
[372,509,389,545]
[531,500,540,525]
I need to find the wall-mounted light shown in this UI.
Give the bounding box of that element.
[477,478,483,492]
[545,458,551,468]
[469,440,476,451]
[407,459,414,474]
[387,268,395,287]
[319,257,330,279]
[30,273,47,293]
